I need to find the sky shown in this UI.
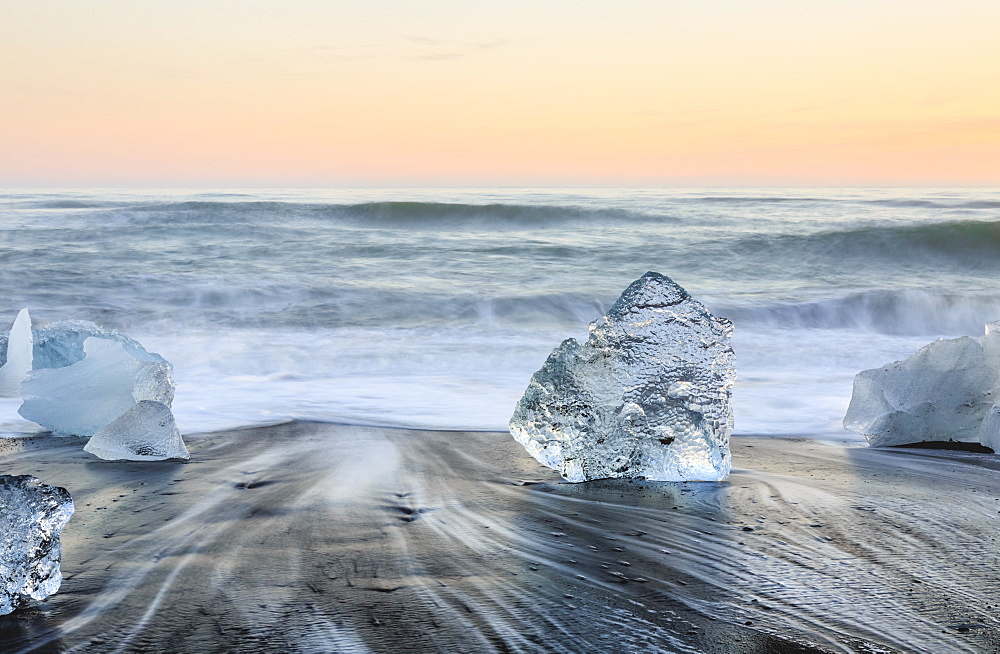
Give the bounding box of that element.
[2,1,999,186]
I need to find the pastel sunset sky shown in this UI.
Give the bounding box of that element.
[3,1,999,186]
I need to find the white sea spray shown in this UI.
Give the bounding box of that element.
[0,187,998,437]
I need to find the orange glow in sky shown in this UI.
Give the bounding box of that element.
[2,1,999,185]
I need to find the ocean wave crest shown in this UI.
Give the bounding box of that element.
[119,200,650,229]
[729,218,1000,265]
[863,199,1000,210]
[162,287,609,329]
[688,196,1000,209]
[34,200,113,209]
[694,196,829,204]
[13,281,609,331]
[717,289,1000,335]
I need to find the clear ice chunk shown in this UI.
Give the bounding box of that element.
[844,321,1000,448]
[19,337,174,437]
[31,319,170,371]
[84,400,189,461]
[509,272,736,482]
[0,309,33,397]
[1,475,74,615]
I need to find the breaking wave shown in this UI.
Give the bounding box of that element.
[4,188,1000,435]
[717,289,1000,335]
[109,201,1000,253]
[141,287,609,330]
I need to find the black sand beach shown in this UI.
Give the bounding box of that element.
[2,422,999,653]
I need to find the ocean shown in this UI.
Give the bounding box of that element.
[2,187,999,440]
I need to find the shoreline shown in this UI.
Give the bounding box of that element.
[2,422,999,653]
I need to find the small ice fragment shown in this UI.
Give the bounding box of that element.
[19,337,174,437]
[85,400,189,461]
[844,321,1000,448]
[0,309,33,397]
[509,272,735,482]
[1,475,74,615]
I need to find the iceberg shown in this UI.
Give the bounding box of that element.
[19,336,174,437]
[0,308,33,397]
[844,321,1000,449]
[84,400,189,461]
[1,475,74,615]
[509,272,736,482]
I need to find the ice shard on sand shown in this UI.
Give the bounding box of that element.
[84,400,189,461]
[510,272,736,482]
[0,308,33,397]
[845,321,1000,450]
[18,323,174,438]
[1,475,74,615]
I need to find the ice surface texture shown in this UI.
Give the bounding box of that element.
[845,321,1000,449]
[0,309,33,397]
[31,319,172,373]
[18,322,174,438]
[20,337,174,437]
[1,475,74,615]
[85,400,189,460]
[509,272,736,482]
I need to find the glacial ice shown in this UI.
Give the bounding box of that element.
[509,272,736,482]
[844,321,1000,449]
[19,337,174,437]
[0,309,33,397]
[979,404,1000,453]
[1,475,74,615]
[85,400,189,461]
[31,319,171,372]
[4,315,182,456]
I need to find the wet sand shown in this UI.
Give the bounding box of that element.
[2,422,999,653]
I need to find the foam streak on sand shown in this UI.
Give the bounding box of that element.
[0,423,998,653]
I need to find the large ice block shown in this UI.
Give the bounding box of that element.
[19,337,174,437]
[509,272,736,482]
[0,309,33,397]
[1,475,74,615]
[85,400,189,461]
[31,319,170,372]
[844,321,1000,448]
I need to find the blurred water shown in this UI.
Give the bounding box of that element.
[1,187,998,436]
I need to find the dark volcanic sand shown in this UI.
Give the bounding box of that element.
[2,422,999,653]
